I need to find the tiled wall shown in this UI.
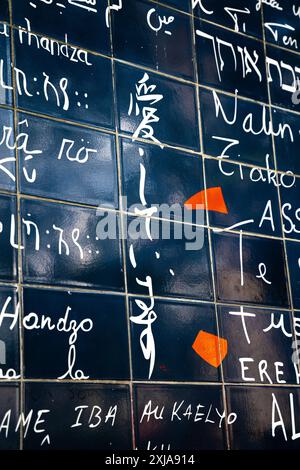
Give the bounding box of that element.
[0,0,300,450]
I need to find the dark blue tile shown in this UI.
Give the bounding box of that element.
[226,385,300,449]
[263,0,299,52]
[0,107,16,192]
[12,0,110,55]
[13,29,114,128]
[126,218,213,300]
[193,0,263,38]
[218,305,296,384]
[0,287,19,380]
[21,198,124,290]
[286,240,300,308]
[0,0,9,22]
[116,62,200,151]
[212,231,290,307]
[195,20,268,102]
[0,194,17,282]
[273,107,300,174]
[200,88,275,168]
[112,0,194,80]
[0,384,20,450]
[205,158,282,237]
[24,382,132,450]
[18,113,118,208]
[23,288,129,380]
[267,45,300,111]
[134,384,226,450]
[121,138,205,222]
[0,25,12,106]
[281,176,300,241]
[130,299,220,381]
[156,0,191,12]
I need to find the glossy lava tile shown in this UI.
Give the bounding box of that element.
[115,62,200,151]
[0,107,16,192]
[112,0,194,81]
[193,0,263,39]
[0,25,12,106]
[205,158,282,237]
[134,384,226,450]
[12,0,111,55]
[280,176,300,241]
[218,305,296,384]
[21,198,124,290]
[0,384,20,450]
[263,0,300,52]
[212,231,290,307]
[267,44,300,111]
[24,382,132,450]
[23,287,130,380]
[195,19,268,102]
[130,298,221,382]
[272,107,300,175]
[200,88,275,168]
[286,240,300,309]
[13,29,114,128]
[126,217,213,300]
[226,385,300,449]
[120,138,205,223]
[0,194,17,282]
[0,0,298,453]
[23,288,129,380]
[18,113,118,208]
[0,286,19,379]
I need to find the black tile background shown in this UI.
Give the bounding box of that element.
[0,0,299,451]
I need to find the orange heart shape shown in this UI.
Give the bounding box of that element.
[192,330,228,368]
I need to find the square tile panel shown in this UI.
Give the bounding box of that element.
[195,20,268,102]
[194,0,263,39]
[12,0,111,55]
[267,44,300,111]
[205,158,282,237]
[14,29,114,128]
[112,0,194,80]
[218,305,297,384]
[23,287,130,380]
[134,384,226,450]
[18,113,118,208]
[130,298,221,381]
[126,217,213,300]
[212,231,290,307]
[24,382,132,449]
[116,62,200,151]
[200,88,275,168]
[263,0,300,52]
[120,138,205,223]
[226,385,300,449]
[21,198,124,290]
